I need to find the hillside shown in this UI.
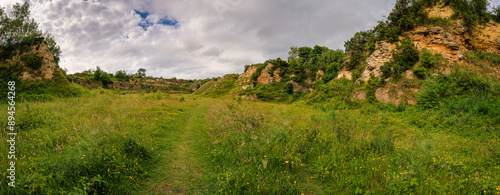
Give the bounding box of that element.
[198,0,500,106]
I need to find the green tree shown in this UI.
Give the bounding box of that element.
[298,47,312,64]
[135,68,146,78]
[494,6,500,23]
[322,62,339,83]
[114,70,130,82]
[100,72,112,88]
[93,66,103,81]
[0,2,61,62]
[288,46,299,62]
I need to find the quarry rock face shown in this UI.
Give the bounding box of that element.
[1,40,58,80]
[337,69,352,80]
[359,41,395,82]
[257,63,281,84]
[236,65,259,85]
[474,21,500,54]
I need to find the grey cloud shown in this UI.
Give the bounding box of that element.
[3,0,497,79]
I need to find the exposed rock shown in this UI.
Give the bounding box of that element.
[289,81,312,93]
[404,70,415,80]
[374,83,419,105]
[316,70,324,81]
[430,26,442,34]
[352,90,366,101]
[425,5,454,19]
[1,40,58,80]
[257,63,274,84]
[474,20,500,54]
[359,41,395,82]
[375,87,392,104]
[236,65,259,85]
[337,69,352,80]
[190,79,203,91]
[242,94,257,100]
[406,25,466,63]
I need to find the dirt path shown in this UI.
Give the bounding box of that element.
[136,99,211,194]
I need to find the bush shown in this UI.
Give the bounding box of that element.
[380,61,393,79]
[179,96,185,102]
[114,70,130,82]
[285,83,294,94]
[393,37,419,78]
[417,70,490,109]
[21,54,42,70]
[322,62,339,83]
[412,66,427,79]
[419,49,435,69]
[366,75,385,102]
[494,6,500,23]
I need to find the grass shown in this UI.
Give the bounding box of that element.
[1,86,499,194]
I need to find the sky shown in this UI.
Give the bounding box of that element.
[1,0,499,79]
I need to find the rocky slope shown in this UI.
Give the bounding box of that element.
[0,39,60,80]
[231,4,499,104]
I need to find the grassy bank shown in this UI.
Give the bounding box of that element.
[0,87,499,194]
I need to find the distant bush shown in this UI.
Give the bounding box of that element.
[179,96,185,102]
[21,54,42,70]
[419,49,435,69]
[114,70,130,82]
[392,37,420,78]
[307,79,352,103]
[322,62,339,83]
[380,61,393,79]
[366,75,385,102]
[494,6,500,23]
[284,83,294,94]
[412,65,427,79]
[417,69,491,109]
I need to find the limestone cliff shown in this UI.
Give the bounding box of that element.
[0,39,60,81]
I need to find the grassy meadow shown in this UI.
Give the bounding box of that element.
[0,83,499,194]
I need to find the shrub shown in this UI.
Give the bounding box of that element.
[385,26,401,43]
[366,75,385,102]
[419,49,435,69]
[381,61,393,79]
[285,83,294,94]
[114,70,130,82]
[21,54,42,70]
[100,72,112,88]
[393,37,419,78]
[322,62,339,83]
[494,6,500,23]
[417,69,490,109]
[412,66,427,79]
[179,96,185,102]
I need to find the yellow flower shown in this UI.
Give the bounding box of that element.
[285,161,289,163]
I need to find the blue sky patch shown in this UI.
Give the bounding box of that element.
[134,10,149,19]
[158,18,179,27]
[138,20,153,30]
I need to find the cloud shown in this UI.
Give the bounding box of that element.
[1,0,499,79]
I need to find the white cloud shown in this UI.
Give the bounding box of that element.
[1,0,498,79]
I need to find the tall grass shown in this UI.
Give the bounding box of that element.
[0,92,189,194]
[204,97,500,194]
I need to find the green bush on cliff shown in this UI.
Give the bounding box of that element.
[20,54,42,70]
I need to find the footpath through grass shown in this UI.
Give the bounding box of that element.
[136,97,213,194]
